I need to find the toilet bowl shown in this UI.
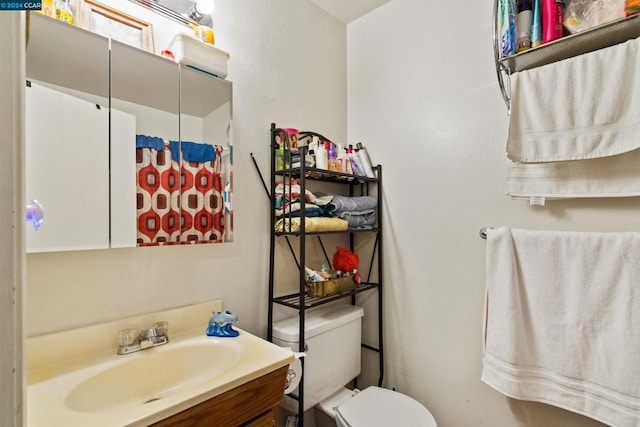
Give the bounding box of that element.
[316,386,437,427]
[272,305,437,426]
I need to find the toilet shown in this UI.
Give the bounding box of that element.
[272,304,437,427]
[319,386,437,427]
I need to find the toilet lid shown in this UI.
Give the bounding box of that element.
[335,387,437,427]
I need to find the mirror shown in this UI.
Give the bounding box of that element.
[179,65,233,243]
[25,14,111,252]
[127,0,214,29]
[25,14,232,252]
[111,40,233,246]
[110,39,180,247]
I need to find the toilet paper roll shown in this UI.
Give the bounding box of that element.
[284,357,303,394]
[280,346,306,395]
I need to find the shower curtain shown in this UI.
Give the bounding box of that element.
[136,136,225,245]
[180,145,225,244]
[136,139,181,246]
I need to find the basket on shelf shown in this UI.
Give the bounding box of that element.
[306,275,358,298]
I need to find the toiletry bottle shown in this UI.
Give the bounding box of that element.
[542,0,564,43]
[516,0,533,52]
[531,0,543,47]
[344,145,353,174]
[356,142,375,178]
[327,143,339,172]
[309,137,318,158]
[38,0,55,17]
[306,149,316,168]
[499,0,517,57]
[315,141,328,170]
[336,143,348,173]
[309,137,319,169]
[291,152,301,168]
[348,144,364,176]
[627,0,640,16]
[275,141,291,171]
[55,0,74,24]
[275,143,285,171]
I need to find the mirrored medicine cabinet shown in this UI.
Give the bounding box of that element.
[25,13,233,253]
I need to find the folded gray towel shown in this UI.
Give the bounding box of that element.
[335,209,376,228]
[328,195,377,213]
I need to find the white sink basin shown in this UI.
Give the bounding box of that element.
[27,325,294,427]
[64,338,242,413]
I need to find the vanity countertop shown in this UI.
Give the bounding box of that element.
[26,300,294,426]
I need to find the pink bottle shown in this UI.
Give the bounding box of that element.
[542,0,563,43]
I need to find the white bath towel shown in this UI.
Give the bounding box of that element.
[507,37,640,163]
[506,147,640,198]
[483,227,640,427]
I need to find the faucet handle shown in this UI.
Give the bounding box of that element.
[118,329,137,346]
[153,321,169,337]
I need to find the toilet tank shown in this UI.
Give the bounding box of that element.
[272,304,364,412]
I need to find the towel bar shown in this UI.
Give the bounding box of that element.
[480,227,494,240]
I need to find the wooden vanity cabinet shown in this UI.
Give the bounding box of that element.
[151,365,288,427]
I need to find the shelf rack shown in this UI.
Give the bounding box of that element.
[265,123,384,427]
[492,3,640,110]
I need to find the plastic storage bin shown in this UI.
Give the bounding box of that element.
[166,33,229,78]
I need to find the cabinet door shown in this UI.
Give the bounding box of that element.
[150,366,287,427]
[25,82,109,252]
[179,65,233,244]
[110,40,180,247]
[110,108,137,248]
[242,408,276,426]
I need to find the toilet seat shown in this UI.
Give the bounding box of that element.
[335,386,437,427]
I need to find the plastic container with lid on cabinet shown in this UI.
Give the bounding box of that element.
[166,32,230,78]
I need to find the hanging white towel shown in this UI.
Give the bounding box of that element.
[506,147,640,198]
[507,36,640,163]
[483,227,640,427]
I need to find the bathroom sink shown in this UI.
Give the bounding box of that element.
[27,318,294,427]
[64,338,242,413]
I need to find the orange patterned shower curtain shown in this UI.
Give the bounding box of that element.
[136,140,180,246]
[179,145,225,244]
[136,136,225,246]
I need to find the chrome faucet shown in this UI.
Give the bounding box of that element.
[117,321,169,355]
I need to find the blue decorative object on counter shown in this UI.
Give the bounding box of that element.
[206,310,239,337]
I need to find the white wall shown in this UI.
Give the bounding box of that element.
[348,0,640,426]
[0,12,25,427]
[26,0,347,336]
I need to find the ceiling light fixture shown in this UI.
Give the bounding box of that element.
[186,0,215,22]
